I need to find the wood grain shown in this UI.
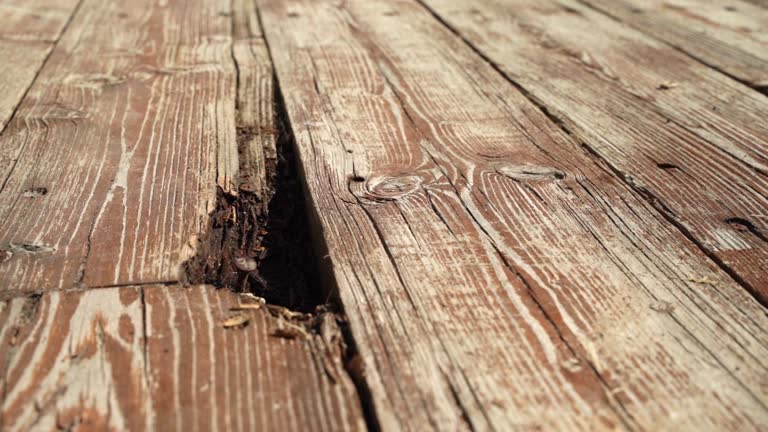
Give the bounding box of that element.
[420,0,768,303]
[0,0,81,42]
[0,0,81,143]
[0,285,366,431]
[257,0,768,429]
[0,42,50,134]
[580,0,768,86]
[144,285,365,432]
[0,287,147,431]
[232,0,277,201]
[0,0,237,292]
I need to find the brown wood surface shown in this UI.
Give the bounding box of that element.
[0,0,367,430]
[0,0,81,42]
[1,0,767,430]
[420,0,768,304]
[0,285,365,431]
[257,0,768,429]
[0,0,234,293]
[0,0,80,136]
[580,0,768,86]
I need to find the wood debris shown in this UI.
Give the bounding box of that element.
[222,312,250,329]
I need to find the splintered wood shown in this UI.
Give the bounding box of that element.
[1,0,767,430]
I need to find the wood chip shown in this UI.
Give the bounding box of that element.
[222,313,250,329]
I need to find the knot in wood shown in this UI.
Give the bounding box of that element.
[493,163,565,182]
[364,174,423,201]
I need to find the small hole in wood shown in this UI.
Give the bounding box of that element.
[657,162,679,170]
[725,217,755,232]
[22,187,48,198]
[351,176,365,183]
[287,11,300,18]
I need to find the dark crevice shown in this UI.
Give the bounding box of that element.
[183,7,384,429]
[139,286,150,397]
[725,217,768,243]
[412,0,768,310]
[182,81,323,313]
[339,322,382,432]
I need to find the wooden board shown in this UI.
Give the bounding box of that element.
[0,0,80,140]
[257,0,768,429]
[0,0,236,292]
[420,0,768,304]
[0,0,80,42]
[0,285,365,431]
[580,0,768,86]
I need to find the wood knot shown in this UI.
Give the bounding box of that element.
[493,163,565,182]
[362,174,423,201]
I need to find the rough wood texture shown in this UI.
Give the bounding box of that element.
[0,0,80,136]
[581,0,768,86]
[421,0,768,304]
[0,287,146,430]
[0,42,49,133]
[0,0,80,42]
[0,285,365,431]
[0,0,236,292]
[144,285,366,432]
[258,0,768,429]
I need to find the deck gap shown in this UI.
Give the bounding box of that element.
[182,86,323,313]
[182,49,381,427]
[256,2,383,423]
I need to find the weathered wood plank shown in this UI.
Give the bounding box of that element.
[421,0,768,303]
[232,0,277,201]
[579,0,768,86]
[0,287,147,430]
[0,0,238,291]
[258,0,768,429]
[0,0,80,42]
[0,285,366,431]
[144,285,366,432]
[0,42,50,134]
[0,0,81,145]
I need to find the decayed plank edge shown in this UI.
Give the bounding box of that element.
[258,0,768,430]
[417,0,768,304]
[0,284,365,431]
[575,0,768,88]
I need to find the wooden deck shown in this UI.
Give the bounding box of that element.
[0,0,766,430]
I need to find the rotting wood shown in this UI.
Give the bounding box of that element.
[420,0,768,305]
[257,0,768,429]
[577,0,768,87]
[0,285,366,431]
[182,101,325,312]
